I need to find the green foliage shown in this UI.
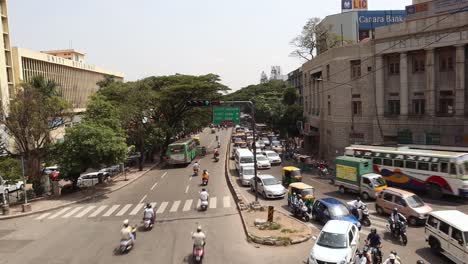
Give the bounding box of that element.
[283,87,298,106]
[0,158,22,182]
[83,94,122,131]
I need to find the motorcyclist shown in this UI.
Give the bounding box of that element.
[362,246,372,264]
[121,219,134,242]
[349,196,366,220]
[354,250,368,264]
[193,161,200,175]
[365,228,382,259]
[290,192,298,208]
[200,188,209,202]
[217,140,221,148]
[383,253,401,264]
[389,208,407,232]
[143,203,155,225]
[215,135,219,141]
[192,225,206,250]
[214,148,219,159]
[202,169,209,183]
[390,250,402,263]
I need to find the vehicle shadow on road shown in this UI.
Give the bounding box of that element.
[415,247,453,264]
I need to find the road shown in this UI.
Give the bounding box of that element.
[0,128,312,264]
[229,143,467,264]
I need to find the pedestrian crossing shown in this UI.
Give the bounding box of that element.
[34,196,234,221]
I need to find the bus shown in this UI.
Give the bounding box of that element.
[166,138,198,165]
[344,145,468,199]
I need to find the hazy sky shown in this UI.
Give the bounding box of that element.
[8,0,411,91]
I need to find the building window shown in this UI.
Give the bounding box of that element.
[326,64,330,81]
[412,58,425,73]
[328,101,331,116]
[440,56,454,72]
[438,98,454,115]
[387,100,400,116]
[389,62,400,75]
[351,60,361,79]
[352,101,362,116]
[412,99,425,115]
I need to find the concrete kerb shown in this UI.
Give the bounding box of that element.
[0,164,158,220]
[223,133,312,246]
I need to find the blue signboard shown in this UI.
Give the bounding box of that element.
[357,10,406,30]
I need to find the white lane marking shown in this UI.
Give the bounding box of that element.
[62,207,83,218]
[161,172,167,179]
[156,202,168,214]
[196,199,201,208]
[170,201,181,212]
[74,206,96,218]
[103,205,120,217]
[89,205,108,218]
[185,185,190,193]
[223,196,231,208]
[129,203,145,216]
[150,182,158,191]
[189,176,192,181]
[139,194,147,204]
[116,204,133,216]
[150,202,157,209]
[48,207,72,219]
[35,213,51,220]
[183,199,193,211]
[209,197,217,209]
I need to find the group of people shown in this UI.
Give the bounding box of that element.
[289,192,307,213]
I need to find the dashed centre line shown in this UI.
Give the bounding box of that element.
[161,172,167,179]
[150,182,158,191]
[139,194,148,204]
[185,185,190,193]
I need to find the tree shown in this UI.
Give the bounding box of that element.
[83,94,122,131]
[53,123,127,184]
[283,87,298,105]
[1,76,70,188]
[0,157,21,182]
[260,71,268,84]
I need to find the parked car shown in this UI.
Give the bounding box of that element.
[77,172,110,188]
[240,166,255,186]
[0,176,24,194]
[375,187,433,225]
[311,198,360,227]
[261,137,270,146]
[425,210,468,264]
[262,150,282,165]
[42,166,59,175]
[308,220,360,264]
[99,165,120,176]
[255,155,271,169]
[250,175,286,199]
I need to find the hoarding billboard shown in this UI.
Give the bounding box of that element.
[357,10,406,30]
[406,0,468,21]
[342,0,368,11]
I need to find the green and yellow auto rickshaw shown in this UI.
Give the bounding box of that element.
[287,182,315,210]
[282,166,302,186]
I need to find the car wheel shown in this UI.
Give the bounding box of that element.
[339,186,346,194]
[375,205,384,215]
[429,237,441,254]
[19,184,25,191]
[250,186,255,192]
[361,192,370,200]
[262,191,267,199]
[408,216,418,226]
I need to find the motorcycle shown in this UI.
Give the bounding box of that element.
[213,153,219,162]
[201,178,208,186]
[193,245,204,263]
[193,168,199,176]
[386,219,408,246]
[143,218,153,230]
[292,204,310,222]
[350,204,371,227]
[363,245,382,264]
[200,199,209,211]
[119,238,134,254]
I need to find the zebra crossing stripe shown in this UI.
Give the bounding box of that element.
[103,205,120,217]
[150,202,157,209]
[89,205,108,218]
[62,207,83,218]
[48,207,72,219]
[156,202,168,214]
[196,199,201,208]
[183,199,193,211]
[170,201,181,212]
[129,203,145,216]
[74,206,96,218]
[35,212,51,220]
[223,196,231,208]
[116,204,133,216]
[209,197,217,209]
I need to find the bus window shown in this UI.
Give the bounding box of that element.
[450,164,457,175]
[430,163,439,172]
[394,160,404,167]
[170,145,184,153]
[418,162,429,171]
[383,159,393,166]
[373,158,382,165]
[405,161,416,169]
[440,162,448,173]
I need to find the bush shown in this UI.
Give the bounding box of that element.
[258,222,281,230]
[19,189,36,201]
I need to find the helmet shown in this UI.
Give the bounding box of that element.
[390,250,397,255]
[389,254,396,260]
[202,188,206,192]
[146,203,152,208]
[371,228,377,233]
[393,208,398,213]
[197,225,202,232]
[416,260,425,264]
[123,219,129,226]
[356,196,361,201]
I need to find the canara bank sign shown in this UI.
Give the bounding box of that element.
[357,10,406,30]
[358,15,404,24]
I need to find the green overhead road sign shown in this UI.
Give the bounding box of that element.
[213,107,240,125]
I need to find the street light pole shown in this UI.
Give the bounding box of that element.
[21,155,27,204]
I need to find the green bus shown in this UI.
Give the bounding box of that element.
[166,138,198,165]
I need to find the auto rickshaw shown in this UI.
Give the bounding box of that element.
[192,135,201,145]
[287,182,315,210]
[282,166,302,186]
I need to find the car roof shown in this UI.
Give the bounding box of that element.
[257,174,274,179]
[263,150,276,154]
[382,187,416,198]
[430,210,468,231]
[319,197,344,206]
[322,220,352,233]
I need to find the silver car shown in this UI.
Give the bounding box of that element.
[250,175,286,199]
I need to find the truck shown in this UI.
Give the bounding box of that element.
[334,156,387,200]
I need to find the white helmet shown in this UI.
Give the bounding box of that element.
[389,254,396,260]
[123,219,129,225]
[197,225,202,232]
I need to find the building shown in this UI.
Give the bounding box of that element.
[0,0,14,114]
[12,48,124,111]
[301,0,468,160]
[287,68,303,105]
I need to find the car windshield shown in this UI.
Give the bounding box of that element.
[262,178,278,185]
[405,195,425,208]
[257,156,267,161]
[329,204,350,217]
[316,231,347,249]
[240,157,254,163]
[267,153,279,158]
[371,177,386,187]
[301,188,314,196]
[243,169,254,175]
[262,138,268,141]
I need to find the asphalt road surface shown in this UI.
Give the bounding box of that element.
[0,128,312,264]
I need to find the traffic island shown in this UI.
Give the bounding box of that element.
[241,206,313,246]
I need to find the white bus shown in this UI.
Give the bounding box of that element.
[344,145,468,199]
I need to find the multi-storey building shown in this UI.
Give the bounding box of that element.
[287,68,303,105]
[0,0,14,114]
[301,0,468,160]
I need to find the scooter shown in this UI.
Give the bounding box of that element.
[143,218,153,230]
[119,238,134,254]
[386,219,408,246]
[201,178,208,186]
[351,204,371,227]
[193,245,205,263]
[193,168,199,176]
[292,204,310,222]
[200,199,209,211]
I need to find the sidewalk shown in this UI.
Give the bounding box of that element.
[0,164,159,220]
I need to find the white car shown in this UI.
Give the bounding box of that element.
[250,175,286,199]
[308,220,359,264]
[77,172,109,188]
[255,154,271,169]
[262,150,282,165]
[254,141,265,149]
[261,137,270,146]
[240,166,255,186]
